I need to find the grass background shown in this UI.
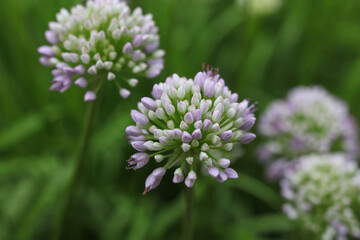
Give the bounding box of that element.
[0,0,360,239]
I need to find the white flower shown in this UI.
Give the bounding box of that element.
[281,154,360,240]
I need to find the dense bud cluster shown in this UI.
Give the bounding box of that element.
[126,66,257,194]
[38,0,164,101]
[258,86,358,180]
[282,154,360,240]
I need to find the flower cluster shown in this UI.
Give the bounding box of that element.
[125,66,256,194]
[38,0,164,101]
[281,154,360,240]
[258,86,358,180]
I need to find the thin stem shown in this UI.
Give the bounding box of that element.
[52,80,104,240]
[182,166,194,240]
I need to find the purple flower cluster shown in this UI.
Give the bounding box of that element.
[126,66,257,194]
[258,86,358,180]
[38,0,164,101]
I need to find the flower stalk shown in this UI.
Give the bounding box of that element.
[183,182,194,240]
[182,161,195,240]
[52,78,104,240]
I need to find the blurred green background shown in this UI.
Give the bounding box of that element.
[1,0,360,239]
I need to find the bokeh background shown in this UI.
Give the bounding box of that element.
[1,0,360,239]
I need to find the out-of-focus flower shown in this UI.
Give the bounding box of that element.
[125,66,257,194]
[258,86,358,180]
[281,154,360,240]
[237,0,282,16]
[38,0,164,101]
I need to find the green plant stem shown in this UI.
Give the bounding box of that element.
[182,171,194,240]
[52,86,103,240]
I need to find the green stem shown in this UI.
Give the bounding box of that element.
[182,166,194,240]
[52,84,103,240]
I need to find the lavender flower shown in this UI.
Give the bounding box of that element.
[281,154,360,240]
[39,0,164,101]
[126,66,257,194]
[258,86,358,180]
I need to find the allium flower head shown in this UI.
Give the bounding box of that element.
[125,65,257,194]
[281,154,360,240]
[258,86,358,180]
[38,0,164,101]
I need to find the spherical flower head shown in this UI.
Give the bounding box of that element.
[281,154,360,239]
[258,86,358,180]
[38,0,164,101]
[126,66,257,194]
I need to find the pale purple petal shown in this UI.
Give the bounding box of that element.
[126,125,141,136]
[45,30,58,44]
[224,168,238,179]
[218,158,230,168]
[122,42,133,54]
[192,129,202,140]
[182,131,192,143]
[216,171,228,183]
[203,119,213,131]
[208,166,219,178]
[131,141,146,151]
[75,77,87,88]
[151,84,163,99]
[120,88,131,98]
[241,117,256,131]
[84,91,96,102]
[220,130,233,142]
[131,110,149,126]
[38,45,55,57]
[184,112,194,124]
[240,133,256,144]
[141,97,156,110]
[133,34,142,47]
[192,109,202,121]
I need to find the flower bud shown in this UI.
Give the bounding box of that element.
[241,117,256,131]
[208,166,219,178]
[203,119,213,131]
[120,88,131,99]
[141,97,156,110]
[240,133,256,144]
[131,141,146,151]
[220,130,233,142]
[184,112,194,124]
[224,168,238,179]
[182,131,192,143]
[219,158,230,168]
[185,170,197,188]
[173,168,184,183]
[84,91,96,102]
[154,154,164,162]
[131,110,149,126]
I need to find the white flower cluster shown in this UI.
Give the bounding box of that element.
[282,154,360,240]
[258,86,358,180]
[38,0,164,101]
[126,67,257,194]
